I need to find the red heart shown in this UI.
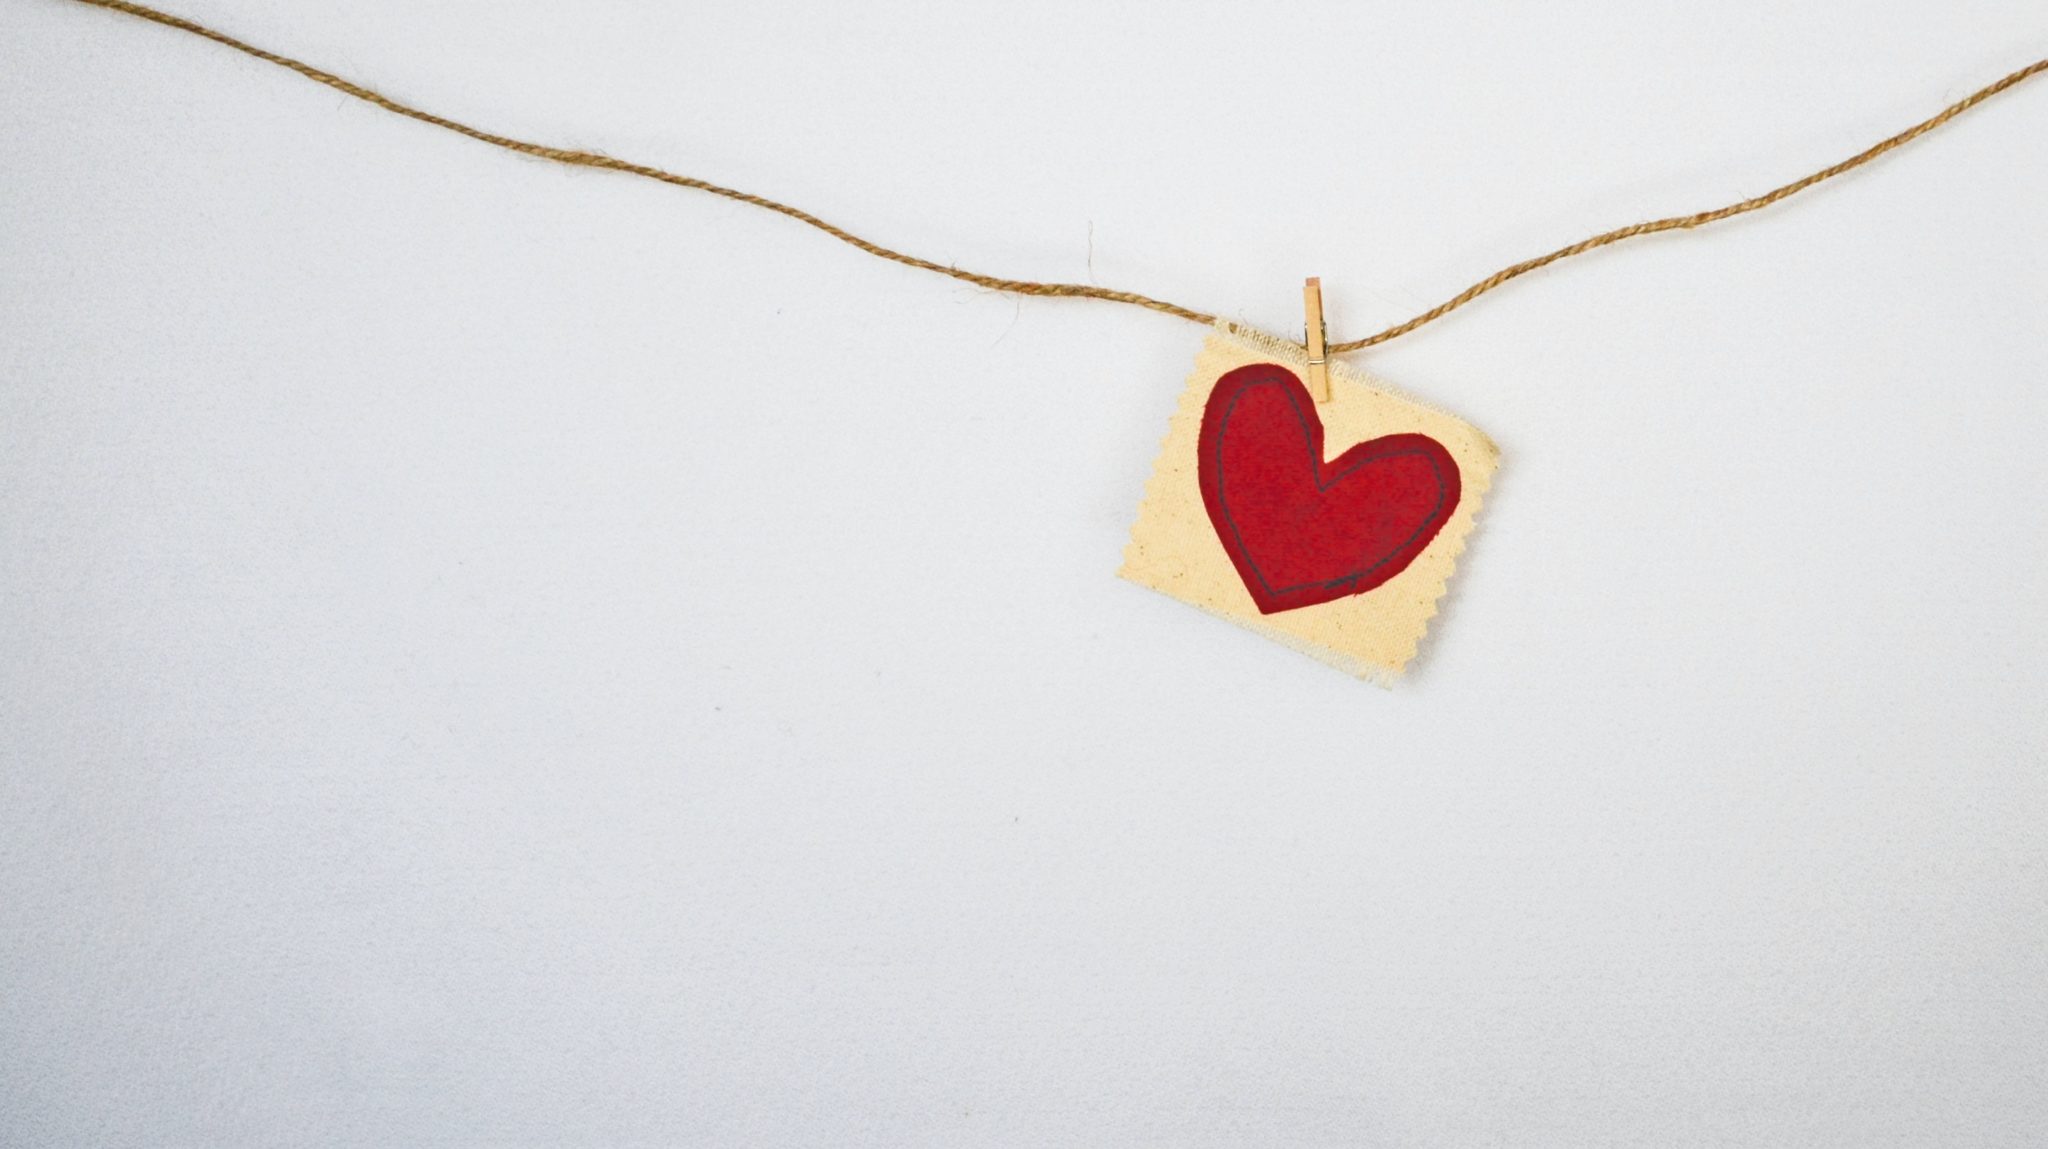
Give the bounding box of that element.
[1198,363,1461,614]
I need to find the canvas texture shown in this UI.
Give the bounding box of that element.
[1120,322,1498,684]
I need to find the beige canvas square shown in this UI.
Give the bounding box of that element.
[1119,322,1499,683]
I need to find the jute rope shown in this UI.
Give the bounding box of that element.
[60,0,2048,353]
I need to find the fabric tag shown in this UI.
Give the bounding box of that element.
[1120,322,1498,684]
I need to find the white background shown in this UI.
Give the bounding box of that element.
[5,1,2047,1145]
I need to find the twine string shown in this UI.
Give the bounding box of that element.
[1332,55,2048,352]
[62,0,2048,353]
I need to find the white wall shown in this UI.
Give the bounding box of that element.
[4,2,2046,1144]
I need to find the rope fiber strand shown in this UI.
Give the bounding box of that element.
[64,0,2048,354]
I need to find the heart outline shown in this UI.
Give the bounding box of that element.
[1197,363,1461,614]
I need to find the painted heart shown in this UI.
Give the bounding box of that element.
[1198,363,1461,614]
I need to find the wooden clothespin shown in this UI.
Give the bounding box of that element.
[1303,277,1330,402]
